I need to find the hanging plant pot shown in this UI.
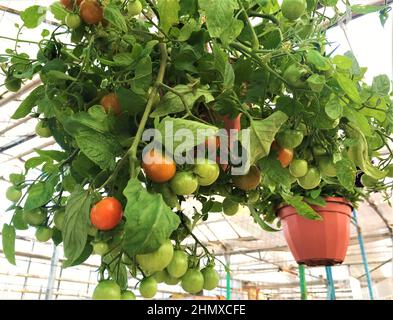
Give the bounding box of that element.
[277,197,353,267]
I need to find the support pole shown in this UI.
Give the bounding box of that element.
[45,245,59,300]
[352,209,374,300]
[325,266,336,300]
[298,264,307,300]
[225,254,231,300]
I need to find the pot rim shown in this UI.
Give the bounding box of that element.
[275,196,353,216]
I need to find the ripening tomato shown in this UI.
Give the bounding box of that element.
[142,149,176,183]
[90,197,123,231]
[100,93,121,115]
[232,165,261,191]
[277,148,294,168]
[79,0,103,25]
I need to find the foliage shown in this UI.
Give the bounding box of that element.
[1,0,392,297]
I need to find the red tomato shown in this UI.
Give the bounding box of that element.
[90,197,123,231]
[79,0,103,25]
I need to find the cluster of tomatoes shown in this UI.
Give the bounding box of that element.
[92,239,220,299]
[60,0,143,29]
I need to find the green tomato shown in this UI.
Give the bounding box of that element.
[167,250,188,278]
[6,186,22,202]
[276,130,304,149]
[201,266,220,291]
[248,190,260,204]
[121,291,136,300]
[139,277,157,299]
[283,64,308,88]
[194,159,220,186]
[281,0,307,21]
[35,121,51,138]
[128,0,143,16]
[181,269,204,294]
[361,174,379,188]
[289,159,308,178]
[65,13,81,29]
[93,242,109,256]
[170,172,199,196]
[12,207,28,230]
[297,167,322,190]
[92,280,121,300]
[35,227,53,242]
[23,208,47,226]
[153,270,167,283]
[312,145,327,157]
[222,198,239,216]
[318,157,337,177]
[53,208,65,231]
[5,76,22,92]
[163,269,181,285]
[136,239,174,274]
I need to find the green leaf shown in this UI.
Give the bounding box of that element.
[50,2,68,22]
[223,63,235,90]
[304,196,326,207]
[157,117,219,153]
[351,5,385,14]
[325,94,343,120]
[34,149,67,162]
[2,224,16,265]
[334,73,362,103]
[131,56,152,94]
[113,52,134,66]
[198,0,243,45]
[11,85,45,119]
[20,6,47,29]
[335,159,356,192]
[104,5,128,33]
[63,106,110,135]
[25,156,48,171]
[24,176,58,211]
[178,18,198,41]
[9,173,25,186]
[372,74,391,96]
[63,186,92,264]
[45,70,76,81]
[281,194,321,220]
[150,85,214,117]
[241,111,288,165]
[248,205,280,232]
[122,179,180,256]
[332,55,353,70]
[307,74,326,92]
[306,50,331,71]
[63,243,93,268]
[157,0,180,33]
[74,128,122,170]
[117,87,147,115]
[259,154,292,189]
[343,106,372,136]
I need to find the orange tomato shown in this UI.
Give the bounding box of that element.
[100,93,121,115]
[79,0,103,25]
[277,148,294,168]
[60,0,73,9]
[90,197,123,231]
[142,149,177,183]
[232,165,261,191]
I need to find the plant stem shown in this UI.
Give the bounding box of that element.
[129,42,168,178]
[249,11,280,25]
[238,1,260,51]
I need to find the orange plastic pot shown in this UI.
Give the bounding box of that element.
[277,197,352,266]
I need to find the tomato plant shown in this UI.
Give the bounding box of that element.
[90,197,123,231]
[1,0,392,299]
